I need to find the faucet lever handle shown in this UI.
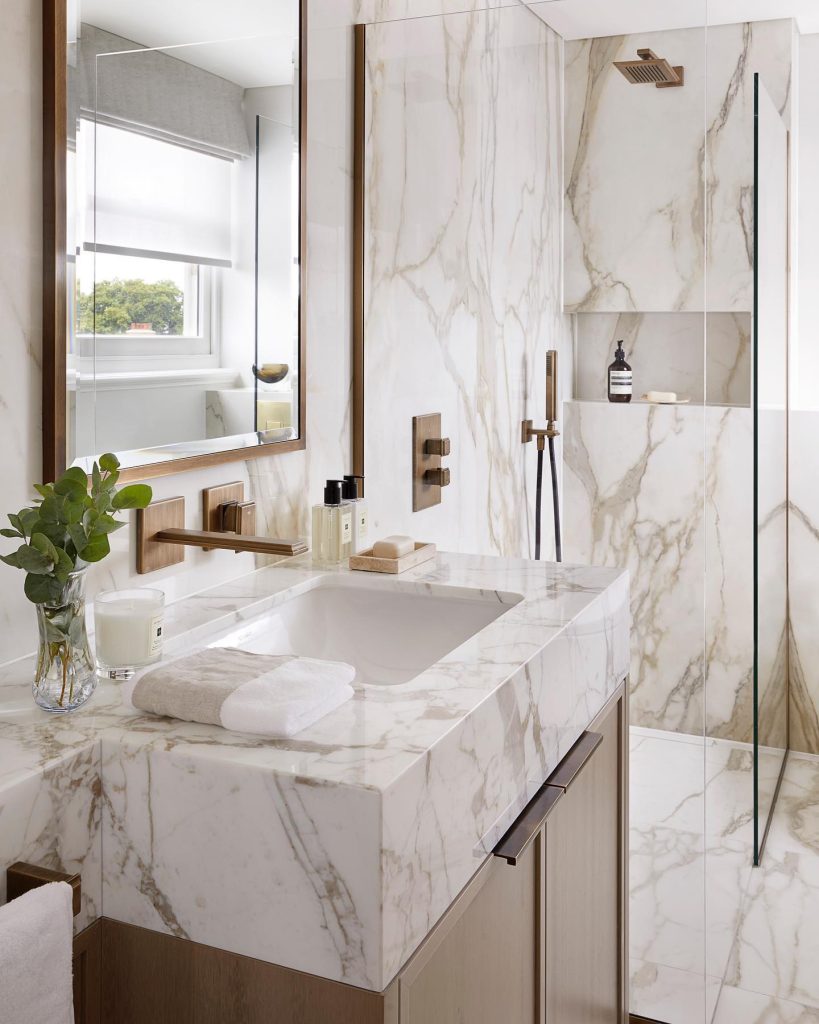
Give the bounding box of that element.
[236,501,257,537]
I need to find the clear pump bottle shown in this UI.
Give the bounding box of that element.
[341,475,368,553]
[312,480,353,564]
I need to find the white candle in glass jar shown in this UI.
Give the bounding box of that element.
[94,589,165,677]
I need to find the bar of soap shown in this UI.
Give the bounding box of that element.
[372,535,415,559]
[644,390,677,404]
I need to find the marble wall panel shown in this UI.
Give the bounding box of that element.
[564,21,793,314]
[563,399,754,740]
[362,6,571,560]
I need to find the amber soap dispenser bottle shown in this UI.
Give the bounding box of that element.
[607,341,632,403]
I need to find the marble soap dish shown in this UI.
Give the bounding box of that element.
[350,542,436,574]
[641,390,691,405]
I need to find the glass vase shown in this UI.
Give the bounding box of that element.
[33,570,96,713]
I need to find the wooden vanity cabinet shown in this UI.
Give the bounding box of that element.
[73,687,627,1024]
[388,685,627,1024]
[386,820,542,1023]
[542,689,627,1024]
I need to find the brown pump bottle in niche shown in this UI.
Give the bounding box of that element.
[607,341,632,403]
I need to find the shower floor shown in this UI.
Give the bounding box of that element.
[630,728,819,1024]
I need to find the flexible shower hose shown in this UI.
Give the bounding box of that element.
[534,439,562,562]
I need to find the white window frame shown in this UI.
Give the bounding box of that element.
[72,262,221,373]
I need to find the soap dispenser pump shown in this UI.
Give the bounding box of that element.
[607,341,633,404]
[342,475,368,553]
[312,480,353,564]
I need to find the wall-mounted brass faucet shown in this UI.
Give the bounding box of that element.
[136,485,307,574]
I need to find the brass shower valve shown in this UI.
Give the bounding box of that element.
[522,419,560,450]
[424,437,451,457]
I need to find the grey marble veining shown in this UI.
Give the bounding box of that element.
[361,5,571,560]
[0,552,628,989]
[628,728,819,1024]
[723,754,819,1014]
[564,21,793,314]
[563,399,753,741]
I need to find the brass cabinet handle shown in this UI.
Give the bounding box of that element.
[494,784,564,865]
[493,731,604,865]
[544,731,603,791]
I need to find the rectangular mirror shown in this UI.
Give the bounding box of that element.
[43,0,306,480]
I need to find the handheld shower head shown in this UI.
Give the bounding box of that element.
[546,349,558,426]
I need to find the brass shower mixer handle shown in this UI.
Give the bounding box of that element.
[424,437,451,457]
[424,467,451,487]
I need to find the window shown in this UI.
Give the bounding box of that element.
[70,119,232,366]
[73,251,215,359]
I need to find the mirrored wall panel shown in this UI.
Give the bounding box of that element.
[64,2,303,473]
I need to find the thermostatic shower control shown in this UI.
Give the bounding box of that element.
[413,413,451,511]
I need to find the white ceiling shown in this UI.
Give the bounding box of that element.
[78,0,298,88]
[526,0,819,39]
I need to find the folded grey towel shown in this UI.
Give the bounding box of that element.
[127,647,356,738]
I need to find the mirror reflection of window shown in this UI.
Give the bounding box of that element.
[65,3,300,469]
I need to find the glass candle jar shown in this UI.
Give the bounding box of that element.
[94,588,165,679]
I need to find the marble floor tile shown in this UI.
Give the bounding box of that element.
[630,713,819,1024]
[713,986,819,1024]
[761,753,819,859]
[630,824,707,973]
[722,754,819,1012]
[631,728,756,848]
[630,822,752,982]
[725,836,819,1007]
[630,959,722,1024]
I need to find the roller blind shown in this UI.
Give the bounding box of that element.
[81,120,233,267]
[79,24,252,160]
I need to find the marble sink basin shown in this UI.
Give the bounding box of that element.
[209,575,522,685]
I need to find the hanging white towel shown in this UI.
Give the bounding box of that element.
[0,881,74,1024]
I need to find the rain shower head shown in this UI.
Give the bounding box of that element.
[614,49,684,89]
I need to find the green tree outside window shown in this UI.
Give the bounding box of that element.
[77,278,185,335]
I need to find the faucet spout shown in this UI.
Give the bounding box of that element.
[154,528,308,557]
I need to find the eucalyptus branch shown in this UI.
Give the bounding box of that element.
[1,453,152,605]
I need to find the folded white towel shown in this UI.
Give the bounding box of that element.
[125,647,355,739]
[0,881,75,1024]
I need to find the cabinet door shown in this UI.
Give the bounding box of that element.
[73,921,102,1024]
[544,697,626,1024]
[394,831,541,1024]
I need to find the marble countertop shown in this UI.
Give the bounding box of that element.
[0,552,629,991]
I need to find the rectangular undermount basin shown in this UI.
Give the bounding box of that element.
[209,575,523,685]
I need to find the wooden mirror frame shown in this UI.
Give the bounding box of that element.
[42,0,307,482]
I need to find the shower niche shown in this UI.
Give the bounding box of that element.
[572,311,750,407]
